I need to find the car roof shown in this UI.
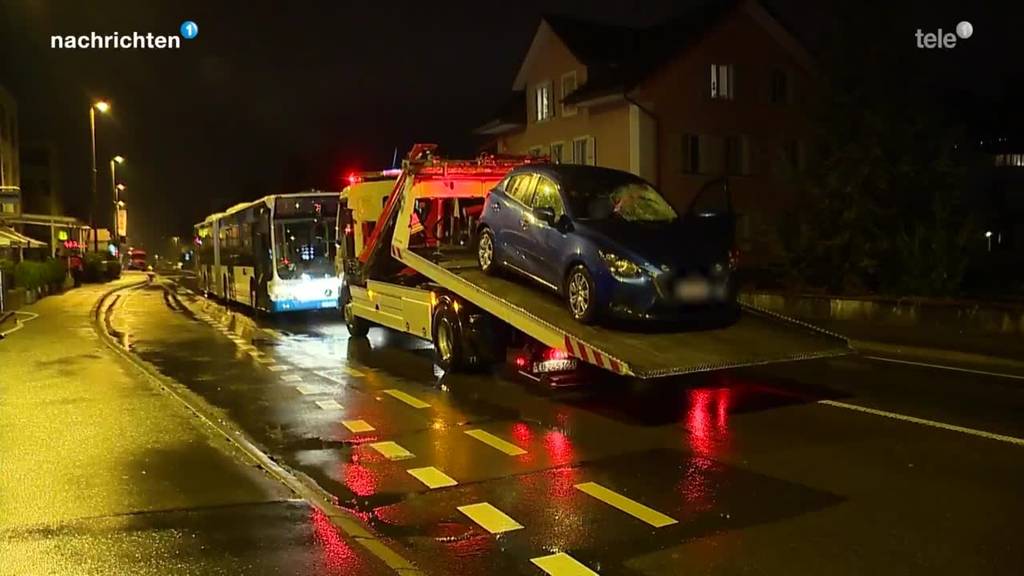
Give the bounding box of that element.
[507,163,642,183]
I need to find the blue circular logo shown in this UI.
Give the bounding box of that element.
[180,20,199,40]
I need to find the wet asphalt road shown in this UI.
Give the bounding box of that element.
[115,276,1023,575]
[0,277,393,576]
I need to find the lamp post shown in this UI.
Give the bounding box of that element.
[90,100,110,251]
[110,155,124,247]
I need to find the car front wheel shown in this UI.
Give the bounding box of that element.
[566,265,598,324]
[477,228,498,275]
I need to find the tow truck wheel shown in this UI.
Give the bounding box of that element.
[341,285,370,337]
[566,265,598,324]
[477,228,498,275]
[432,305,465,372]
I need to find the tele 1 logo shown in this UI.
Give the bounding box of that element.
[916,21,972,49]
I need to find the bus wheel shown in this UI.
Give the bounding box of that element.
[341,286,369,337]
[432,304,465,372]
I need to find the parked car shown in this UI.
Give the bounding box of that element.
[476,165,737,323]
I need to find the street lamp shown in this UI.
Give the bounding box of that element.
[90,100,111,250]
[110,155,125,243]
[985,230,993,252]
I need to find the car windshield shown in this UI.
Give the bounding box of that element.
[564,170,678,222]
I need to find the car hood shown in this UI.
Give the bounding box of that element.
[574,216,733,272]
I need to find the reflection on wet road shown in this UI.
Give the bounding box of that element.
[111,279,1024,575]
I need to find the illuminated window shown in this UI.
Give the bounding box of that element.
[996,153,1024,167]
[560,71,577,116]
[710,64,734,100]
[535,81,553,122]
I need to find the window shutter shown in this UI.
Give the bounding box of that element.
[586,136,596,165]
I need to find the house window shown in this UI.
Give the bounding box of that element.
[770,69,789,104]
[572,136,596,165]
[560,71,578,116]
[785,140,804,171]
[550,142,565,164]
[535,81,553,122]
[710,64,734,100]
[725,135,751,175]
[681,134,701,174]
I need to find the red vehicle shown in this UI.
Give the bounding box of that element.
[128,249,148,271]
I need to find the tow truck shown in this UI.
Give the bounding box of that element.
[337,145,850,382]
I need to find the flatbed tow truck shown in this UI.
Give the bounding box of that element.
[338,145,850,382]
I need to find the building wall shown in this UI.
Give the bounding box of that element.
[633,5,816,262]
[496,22,631,173]
[20,142,62,216]
[0,85,20,220]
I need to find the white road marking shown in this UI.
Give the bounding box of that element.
[296,386,318,395]
[819,399,1024,447]
[280,374,303,382]
[268,364,291,372]
[865,355,1024,381]
[315,399,344,410]
[0,311,39,337]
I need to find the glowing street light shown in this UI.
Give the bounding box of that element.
[89,100,112,250]
[985,230,993,252]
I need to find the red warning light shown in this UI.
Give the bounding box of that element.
[544,347,569,360]
[345,173,363,185]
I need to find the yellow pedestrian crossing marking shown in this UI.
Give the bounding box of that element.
[383,389,430,409]
[530,552,599,576]
[457,502,523,534]
[281,374,303,382]
[315,399,343,410]
[343,365,365,377]
[268,364,291,372]
[465,429,527,456]
[574,482,677,528]
[369,441,415,460]
[342,419,375,433]
[406,466,458,489]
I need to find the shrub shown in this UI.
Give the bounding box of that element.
[44,259,67,289]
[14,261,47,291]
[84,253,106,283]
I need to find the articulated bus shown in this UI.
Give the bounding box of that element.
[194,191,342,313]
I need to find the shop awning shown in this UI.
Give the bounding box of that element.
[0,226,47,248]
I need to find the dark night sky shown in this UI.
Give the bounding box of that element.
[0,0,1021,250]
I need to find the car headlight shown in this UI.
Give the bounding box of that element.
[599,250,643,279]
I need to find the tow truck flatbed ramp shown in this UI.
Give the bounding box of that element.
[404,248,852,378]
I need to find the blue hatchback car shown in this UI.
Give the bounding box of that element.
[476,165,736,323]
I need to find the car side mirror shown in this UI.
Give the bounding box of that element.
[533,206,556,225]
[555,214,573,232]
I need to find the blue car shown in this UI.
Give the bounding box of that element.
[476,165,736,323]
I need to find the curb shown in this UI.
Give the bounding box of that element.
[93,281,424,575]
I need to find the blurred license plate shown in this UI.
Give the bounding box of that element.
[532,359,577,373]
[675,278,710,301]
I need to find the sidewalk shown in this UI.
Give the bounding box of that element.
[0,278,391,575]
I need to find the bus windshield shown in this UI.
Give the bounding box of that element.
[273,196,338,280]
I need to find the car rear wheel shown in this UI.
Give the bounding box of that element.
[566,265,598,324]
[477,228,498,274]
